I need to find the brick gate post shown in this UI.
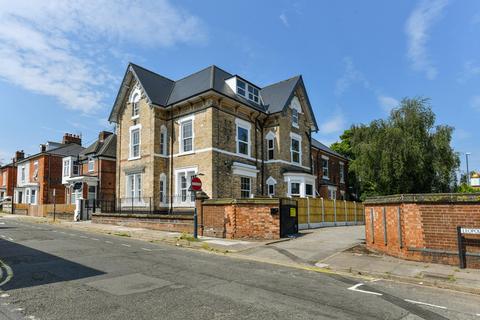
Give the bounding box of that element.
[195,191,209,236]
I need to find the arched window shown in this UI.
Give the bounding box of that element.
[160,173,167,204]
[129,88,141,118]
[160,125,168,156]
[265,131,275,160]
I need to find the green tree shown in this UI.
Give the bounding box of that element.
[333,97,460,200]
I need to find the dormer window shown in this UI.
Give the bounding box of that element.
[248,86,259,103]
[237,79,246,96]
[235,78,259,103]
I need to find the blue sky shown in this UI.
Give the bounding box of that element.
[0,0,479,175]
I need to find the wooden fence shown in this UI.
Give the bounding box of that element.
[13,203,75,217]
[297,198,364,229]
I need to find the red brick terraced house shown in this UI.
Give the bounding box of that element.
[311,138,349,200]
[14,134,84,206]
[0,151,24,201]
[63,131,116,205]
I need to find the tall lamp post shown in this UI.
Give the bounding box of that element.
[466,152,471,186]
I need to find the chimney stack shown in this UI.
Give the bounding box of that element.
[98,131,113,142]
[14,150,24,162]
[62,133,82,145]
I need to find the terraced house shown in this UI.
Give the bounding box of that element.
[109,63,345,213]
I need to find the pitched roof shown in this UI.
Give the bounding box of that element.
[311,138,347,160]
[16,143,85,164]
[80,134,116,160]
[261,76,301,113]
[109,63,317,129]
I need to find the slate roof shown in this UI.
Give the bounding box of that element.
[109,63,318,129]
[80,134,116,160]
[16,143,85,164]
[311,138,347,160]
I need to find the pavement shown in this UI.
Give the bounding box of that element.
[1,216,480,319]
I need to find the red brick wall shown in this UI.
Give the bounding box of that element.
[0,166,17,197]
[98,159,116,201]
[365,198,480,268]
[200,199,280,240]
[311,147,348,200]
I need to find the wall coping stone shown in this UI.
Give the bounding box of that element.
[203,198,280,205]
[93,213,193,220]
[364,193,480,205]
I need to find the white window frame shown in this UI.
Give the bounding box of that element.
[21,166,26,183]
[290,96,302,128]
[63,158,70,177]
[129,124,142,160]
[339,162,345,184]
[129,88,141,120]
[160,125,168,156]
[125,172,144,205]
[322,155,329,180]
[290,132,302,165]
[88,157,95,172]
[33,160,38,180]
[236,78,260,103]
[266,176,277,197]
[235,118,251,157]
[25,188,30,204]
[174,167,198,206]
[305,183,314,197]
[290,182,301,197]
[160,173,167,205]
[30,189,37,205]
[240,176,251,198]
[179,115,195,155]
[328,186,337,200]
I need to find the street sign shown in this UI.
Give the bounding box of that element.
[191,177,202,191]
[460,228,480,235]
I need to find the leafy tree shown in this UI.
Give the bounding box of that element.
[332,97,460,200]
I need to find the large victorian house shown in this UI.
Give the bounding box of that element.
[109,64,320,213]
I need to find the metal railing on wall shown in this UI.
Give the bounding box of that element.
[297,198,365,229]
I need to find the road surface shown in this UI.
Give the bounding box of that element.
[0,217,479,320]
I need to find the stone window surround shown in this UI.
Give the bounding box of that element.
[290,132,302,165]
[129,124,142,160]
[178,114,195,155]
[174,166,198,207]
[290,96,302,129]
[235,118,252,157]
[160,125,168,156]
[321,155,329,180]
[265,131,275,160]
[159,173,167,206]
[129,87,141,120]
[266,176,277,196]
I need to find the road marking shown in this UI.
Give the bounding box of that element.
[90,238,99,241]
[6,237,13,241]
[121,244,131,247]
[79,235,88,239]
[52,230,57,232]
[68,233,76,236]
[0,222,5,225]
[347,283,383,296]
[0,235,5,238]
[105,241,113,244]
[12,307,23,311]
[0,293,9,298]
[141,248,152,251]
[404,299,447,310]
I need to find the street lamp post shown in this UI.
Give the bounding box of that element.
[466,152,471,186]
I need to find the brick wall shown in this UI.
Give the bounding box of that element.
[365,194,480,268]
[200,198,280,240]
[92,213,194,233]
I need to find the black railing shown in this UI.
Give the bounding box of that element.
[87,196,196,215]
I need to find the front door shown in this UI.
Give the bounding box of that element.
[280,198,298,237]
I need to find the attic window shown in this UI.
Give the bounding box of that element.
[237,79,259,103]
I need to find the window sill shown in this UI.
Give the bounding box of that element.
[128,156,141,161]
[323,176,329,180]
[292,123,299,129]
[131,115,140,120]
[178,150,195,157]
